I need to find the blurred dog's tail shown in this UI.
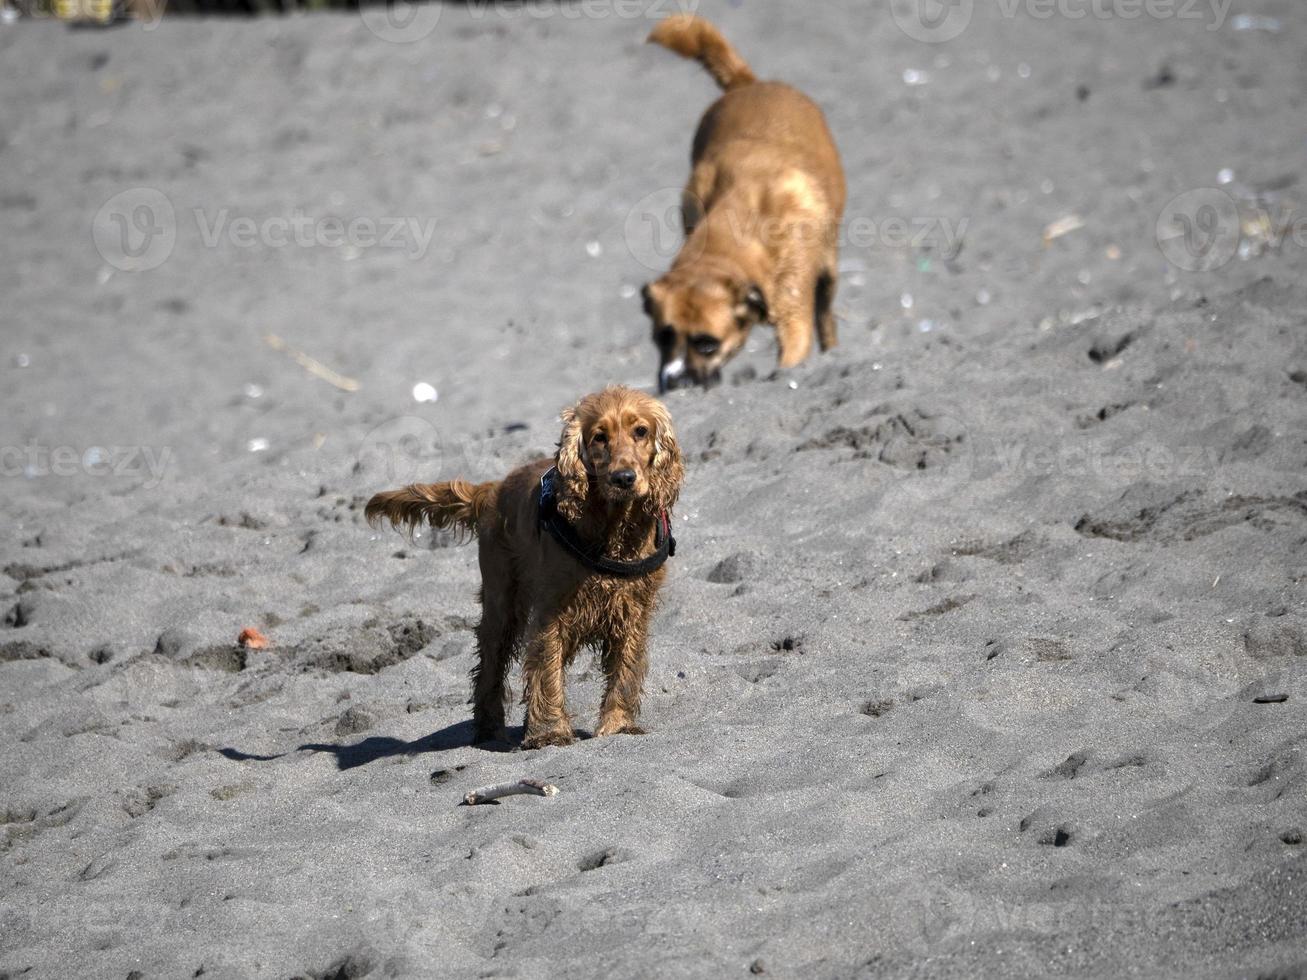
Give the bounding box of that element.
[647,15,756,92]
[365,480,498,541]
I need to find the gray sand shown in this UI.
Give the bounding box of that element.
[2,1,1306,977]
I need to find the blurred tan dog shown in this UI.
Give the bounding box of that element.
[366,387,682,750]
[643,15,846,391]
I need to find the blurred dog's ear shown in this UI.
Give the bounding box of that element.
[642,280,668,318]
[554,404,589,522]
[645,399,684,516]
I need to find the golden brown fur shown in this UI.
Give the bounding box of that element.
[365,387,684,749]
[643,15,846,391]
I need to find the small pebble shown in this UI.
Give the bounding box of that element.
[247,438,269,453]
[412,382,438,403]
[13,353,30,368]
[585,241,602,258]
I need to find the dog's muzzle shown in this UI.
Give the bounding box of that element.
[658,358,722,393]
[658,357,686,394]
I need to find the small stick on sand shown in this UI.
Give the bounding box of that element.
[264,333,360,392]
[462,779,559,806]
[1042,214,1086,245]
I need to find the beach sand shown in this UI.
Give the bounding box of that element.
[2,1,1306,976]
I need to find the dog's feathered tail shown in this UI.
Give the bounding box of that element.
[647,15,756,92]
[365,480,498,542]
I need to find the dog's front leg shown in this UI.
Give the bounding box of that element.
[815,266,838,353]
[521,623,576,749]
[595,619,651,738]
[771,249,819,369]
[774,293,816,368]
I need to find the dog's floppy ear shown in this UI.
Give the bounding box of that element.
[554,402,589,523]
[734,282,768,324]
[643,280,669,319]
[645,398,684,517]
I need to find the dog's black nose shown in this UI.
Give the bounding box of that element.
[610,469,637,489]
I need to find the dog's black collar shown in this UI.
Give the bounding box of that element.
[538,466,676,578]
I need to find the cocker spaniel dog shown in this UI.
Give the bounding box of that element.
[642,15,846,391]
[365,386,683,750]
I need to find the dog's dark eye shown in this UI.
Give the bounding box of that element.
[633,425,649,439]
[690,334,720,356]
[591,432,608,445]
[656,326,677,349]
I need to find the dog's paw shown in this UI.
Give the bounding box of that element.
[595,719,646,738]
[521,729,576,750]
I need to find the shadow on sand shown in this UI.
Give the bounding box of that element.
[218,719,519,771]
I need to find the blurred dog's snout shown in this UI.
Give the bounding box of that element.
[610,469,637,489]
[658,357,686,394]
